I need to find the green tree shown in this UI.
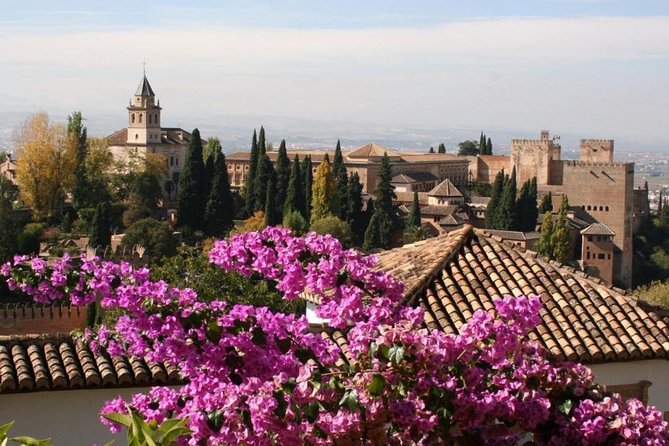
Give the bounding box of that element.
[551,195,571,262]
[253,154,274,213]
[303,155,313,222]
[258,126,266,156]
[457,140,480,156]
[89,201,111,251]
[539,191,553,214]
[486,170,505,228]
[363,152,396,250]
[121,218,178,264]
[177,129,206,231]
[68,111,89,209]
[0,177,19,261]
[346,172,365,245]
[428,147,435,154]
[497,168,517,230]
[408,190,421,228]
[479,132,486,155]
[204,153,234,237]
[17,223,43,255]
[332,140,348,220]
[245,130,259,215]
[486,136,493,155]
[516,177,538,232]
[536,212,554,258]
[284,155,305,218]
[204,137,222,163]
[311,155,337,221]
[275,139,291,220]
[438,143,446,154]
[264,171,280,227]
[130,171,163,217]
[282,210,308,235]
[310,215,353,246]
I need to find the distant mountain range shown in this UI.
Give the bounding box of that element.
[0,110,665,158]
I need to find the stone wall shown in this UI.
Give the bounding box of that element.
[0,304,87,336]
[580,139,614,163]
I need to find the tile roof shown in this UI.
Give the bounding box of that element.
[0,334,181,393]
[393,191,428,205]
[581,223,616,236]
[420,205,460,217]
[399,153,465,163]
[106,128,196,147]
[391,172,439,183]
[346,143,401,159]
[428,179,462,197]
[482,229,541,241]
[374,225,669,364]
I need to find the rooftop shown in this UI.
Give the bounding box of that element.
[428,179,462,197]
[581,223,616,236]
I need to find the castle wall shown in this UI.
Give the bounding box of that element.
[0,305,87,336]
[580,139,614,163]
[562,161,634,287]
[476,156,509,183]
[510,139,559,185]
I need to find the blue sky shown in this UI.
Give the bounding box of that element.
[1,1,668,149]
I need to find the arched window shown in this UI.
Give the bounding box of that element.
[599,206,604,211]
[587,205,591,210]
[131,113,135,124]
[605,206,609,211]
[139,114,143,124]
[148,114,152,124]
[135,133,138,140]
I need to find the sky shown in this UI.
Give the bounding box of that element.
[1,1,668,150]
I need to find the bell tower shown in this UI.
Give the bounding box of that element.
[127,71,162,145]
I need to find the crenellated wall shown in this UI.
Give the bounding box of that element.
[0,304,87,336]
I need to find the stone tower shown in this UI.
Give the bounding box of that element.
[580,139,614,163]
[126,73,162,145]
[510,130,561,185]
[580,223,615,285]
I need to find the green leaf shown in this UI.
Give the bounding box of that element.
[102,413,133,428]
[338,389,359,411]
[251,327,267,346]
[9,437,52,446]
[559,399,573,415]
[367,374,385,397]
[0,421,15,441]
[275,337,291,354]
[387,345,405,364]
[273,391,287,418]
[206,410,223,432]
[304,402,320,423]
[205,321,222,343]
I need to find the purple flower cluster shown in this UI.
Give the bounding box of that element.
[2,227,668,445]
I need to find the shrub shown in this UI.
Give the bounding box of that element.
[17,223,43,255]
[121,218,178,264]
[282,210,308,235]
[309,215,352,246]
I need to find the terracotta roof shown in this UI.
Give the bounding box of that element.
[391,172,438,184]
[581,223,615,236]
[0,334,181,393]
[428,179,462,197]
[399,153,465,163]
[420,205,460,217]
[374,225,669,364]
[482,229,540,241]
[226,150,334,163]
[346,143,401,159]
[107,128,196,147]
[437,213,468,227]
[394,192,428,205]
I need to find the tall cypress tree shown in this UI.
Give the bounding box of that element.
[539,191,553,214]
[536,212,554,258]
[68,111,89,209]
[429,147,435,154]
[177,128,206,231]
[89,201,111,251]
[303,155,313,222]
[311,155,337,221]
[264,170,279,226]
[284,155,305,218]
[245,130,258,214]
[275,139,291,220]
[438,143,446,154]
[487,137,493,155]
[408,190,421,228]
[364,152,396,250]
[204,153,234,237]
[497,168,517,230]
[479,132,486,155]
[486,170,505,228]
[253,154,274,213]
[258,126,266,156]
[346,172,364,245]
[551,195,571,262]
[332,140,348,220]
[0,179,18,262]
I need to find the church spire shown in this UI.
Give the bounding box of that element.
[135,74,155,97]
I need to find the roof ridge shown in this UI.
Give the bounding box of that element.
[404,225,473,304]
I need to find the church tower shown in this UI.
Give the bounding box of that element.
[126,73,162,145]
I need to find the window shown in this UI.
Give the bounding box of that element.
[170,156,174,166]
[135,133,138,140]
[608,254,611,259]
[599,206,604,211]
[587,205,591,210]
[139,114,143,124]
[586,252,590,259]
[176,158,179,166]
[148,114,152,124]
[605,206,609,211]
[131,113,136,124]
[598,253,605,260]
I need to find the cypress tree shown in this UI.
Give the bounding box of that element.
[539,191,553,214]
[332,140,348,220]
[89,201,111,251]
[438,143,446,154]
[311,155,337,221]
[408,190,421,228]
[264,171,279,226]
[204,153,234,237]
[177,128,206,231]
[658,191,663,213]
[275,139,291,220]
[253,154,274,213]
[284,155,305,218]
[486,170,505,228]
[258,126,266,156]
[204,137,222,162]
[551,195,571,262]
[479,132,485,153]
[536,212,554,258]
[487,137,493,155]
[303,155,313,222]
[0,179,19,262]
[364,152,396,250]
[429,147,435,154]
[68,111,89,209]
[515,179,538,232]
[204,152,215,200]
[346,172,364,245]
[245,130,258,214]
[497,168,517,230]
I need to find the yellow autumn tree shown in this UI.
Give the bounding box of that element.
[310,156,337,221]
[15,112,75,218]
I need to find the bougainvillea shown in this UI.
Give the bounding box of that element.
[2,226,668,445]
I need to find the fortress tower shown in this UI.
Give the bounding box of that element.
[580,139,614,163]
[510,130,562,185]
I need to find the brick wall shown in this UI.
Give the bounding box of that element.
[0,305,87,336]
